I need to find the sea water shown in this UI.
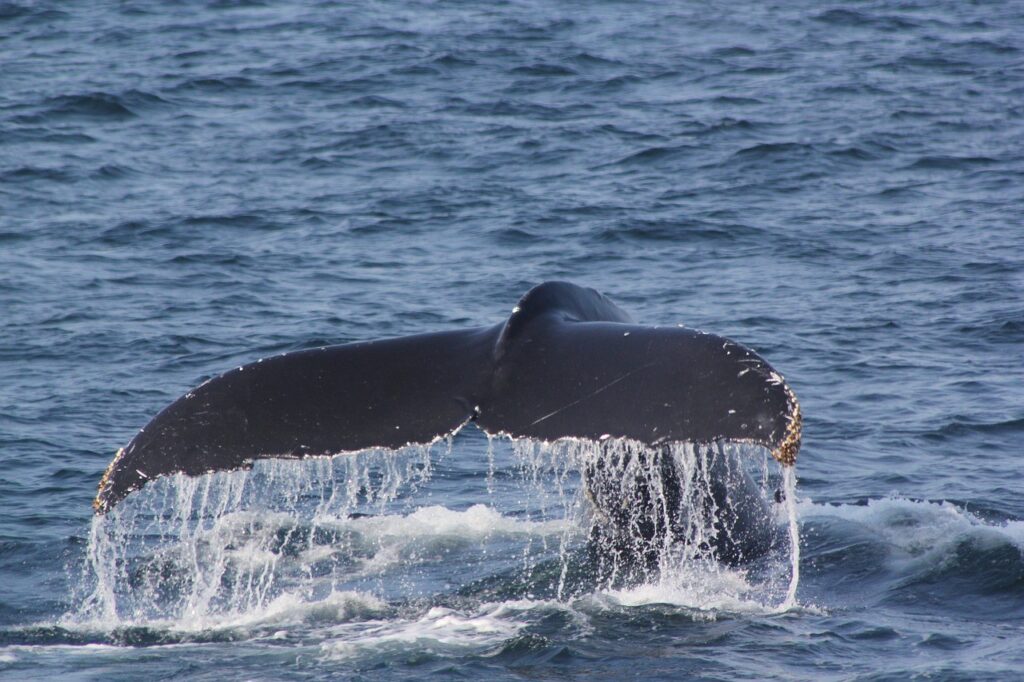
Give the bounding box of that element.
[2,0,1022,678]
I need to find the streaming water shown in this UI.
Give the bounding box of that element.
[73,443,440,626]
[69,435,800,633]
[781,466,800,610]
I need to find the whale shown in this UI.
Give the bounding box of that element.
[94,281,801,561]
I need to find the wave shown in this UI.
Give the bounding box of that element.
[0,166,75,183]
[799,495,1024,609]
[812,8,919,31]
[732,141,811,160]
[0,5,67,23]
[41,90,168,121]
[799,496,1024,553]
[598,142,699,169]
[509,63,577,77]
[907,155,999,170]
[169,76,256,93]
[592,218,764,244]
[929,416,1024,439]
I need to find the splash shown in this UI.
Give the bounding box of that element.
[319,603,527,661]
[70,434,800,633]
[797,495,1024,557]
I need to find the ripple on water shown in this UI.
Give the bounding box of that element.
[2,0,1023,677]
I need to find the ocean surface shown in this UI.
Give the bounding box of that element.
[2,0,1023,679]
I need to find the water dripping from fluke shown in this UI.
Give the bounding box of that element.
[69,435,801,634]
[71,444,439,628]
[781,465,802,611]
[510,437,801,613]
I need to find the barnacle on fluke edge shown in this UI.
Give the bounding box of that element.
[775,386,802,467]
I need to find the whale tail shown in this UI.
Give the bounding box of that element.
[94,281,800,514]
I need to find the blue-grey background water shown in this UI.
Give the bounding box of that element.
[2,1,1023,679]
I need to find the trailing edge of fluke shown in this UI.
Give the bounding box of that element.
[94,281,801,514]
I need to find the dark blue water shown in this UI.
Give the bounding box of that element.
[2,1,1023,679]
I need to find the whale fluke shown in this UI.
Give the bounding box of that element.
[94,281,800,513]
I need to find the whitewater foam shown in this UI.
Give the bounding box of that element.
[319,603,527,661]
[797,496,1024,555]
